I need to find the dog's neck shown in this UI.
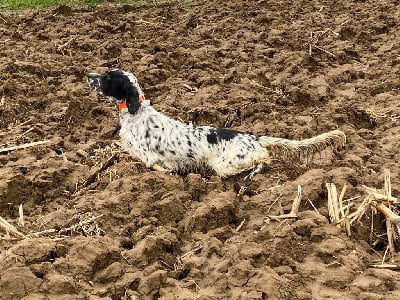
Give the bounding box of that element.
[117,101,128,111]
[118,95,145,111]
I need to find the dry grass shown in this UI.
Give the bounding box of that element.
[174,244,203,271]
[305,19,350,57]
[268,168,400,264]
[0,140,49,153]
[59,211,105,236]
[269,185,302,220]
[71,142,142,196]
[365,107,400,123]
[1,209,104,240]
[0,215,26,238]
[329,169,400,263]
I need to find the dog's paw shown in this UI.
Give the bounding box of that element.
[151,163,172,173]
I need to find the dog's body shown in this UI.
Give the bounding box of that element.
[88,70,345,178]
[119,100,270,177]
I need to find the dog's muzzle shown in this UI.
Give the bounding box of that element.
[87,73,103,94]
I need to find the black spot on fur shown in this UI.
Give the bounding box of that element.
[206,128,241,145]
[237,154,245,159]
[187,149,194,158]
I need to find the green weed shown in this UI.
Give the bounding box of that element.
[0,0,192,12]
[0,0,107,10]
[0,71,11,79]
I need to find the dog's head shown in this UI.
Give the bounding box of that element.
[87,69,144,114]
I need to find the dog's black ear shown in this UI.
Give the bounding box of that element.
[126,84,141,114]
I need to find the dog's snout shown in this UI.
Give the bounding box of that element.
[87,73,99,81]
[87,73,103,94]
[87,73,99,82]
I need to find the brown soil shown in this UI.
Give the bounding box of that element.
[1,0,400,299]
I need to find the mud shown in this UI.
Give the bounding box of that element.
[1,0,400,299]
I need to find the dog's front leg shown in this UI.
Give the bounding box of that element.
[235,161,269,197]
[243,162,269,185]
[151,163,171,173]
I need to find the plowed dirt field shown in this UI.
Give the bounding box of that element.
[1,1,400,299]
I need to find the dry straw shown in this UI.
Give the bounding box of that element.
[326,169,400,263]
[0,140,49,153]
[268,169,399,265]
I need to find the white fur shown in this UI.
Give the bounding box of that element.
[118,100,269,177]
[87,70,346,178]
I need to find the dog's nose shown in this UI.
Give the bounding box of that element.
[87,73,98,80]
[87,73,99,84]
[87,74,104,95]
[87,76,94,86]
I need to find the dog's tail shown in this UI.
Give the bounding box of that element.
[259,130,346,163]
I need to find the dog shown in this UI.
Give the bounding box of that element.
[87,69,345,181]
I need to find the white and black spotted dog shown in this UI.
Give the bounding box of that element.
[87,69,345,181]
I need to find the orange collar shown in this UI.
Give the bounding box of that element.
[118,95,145,111]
